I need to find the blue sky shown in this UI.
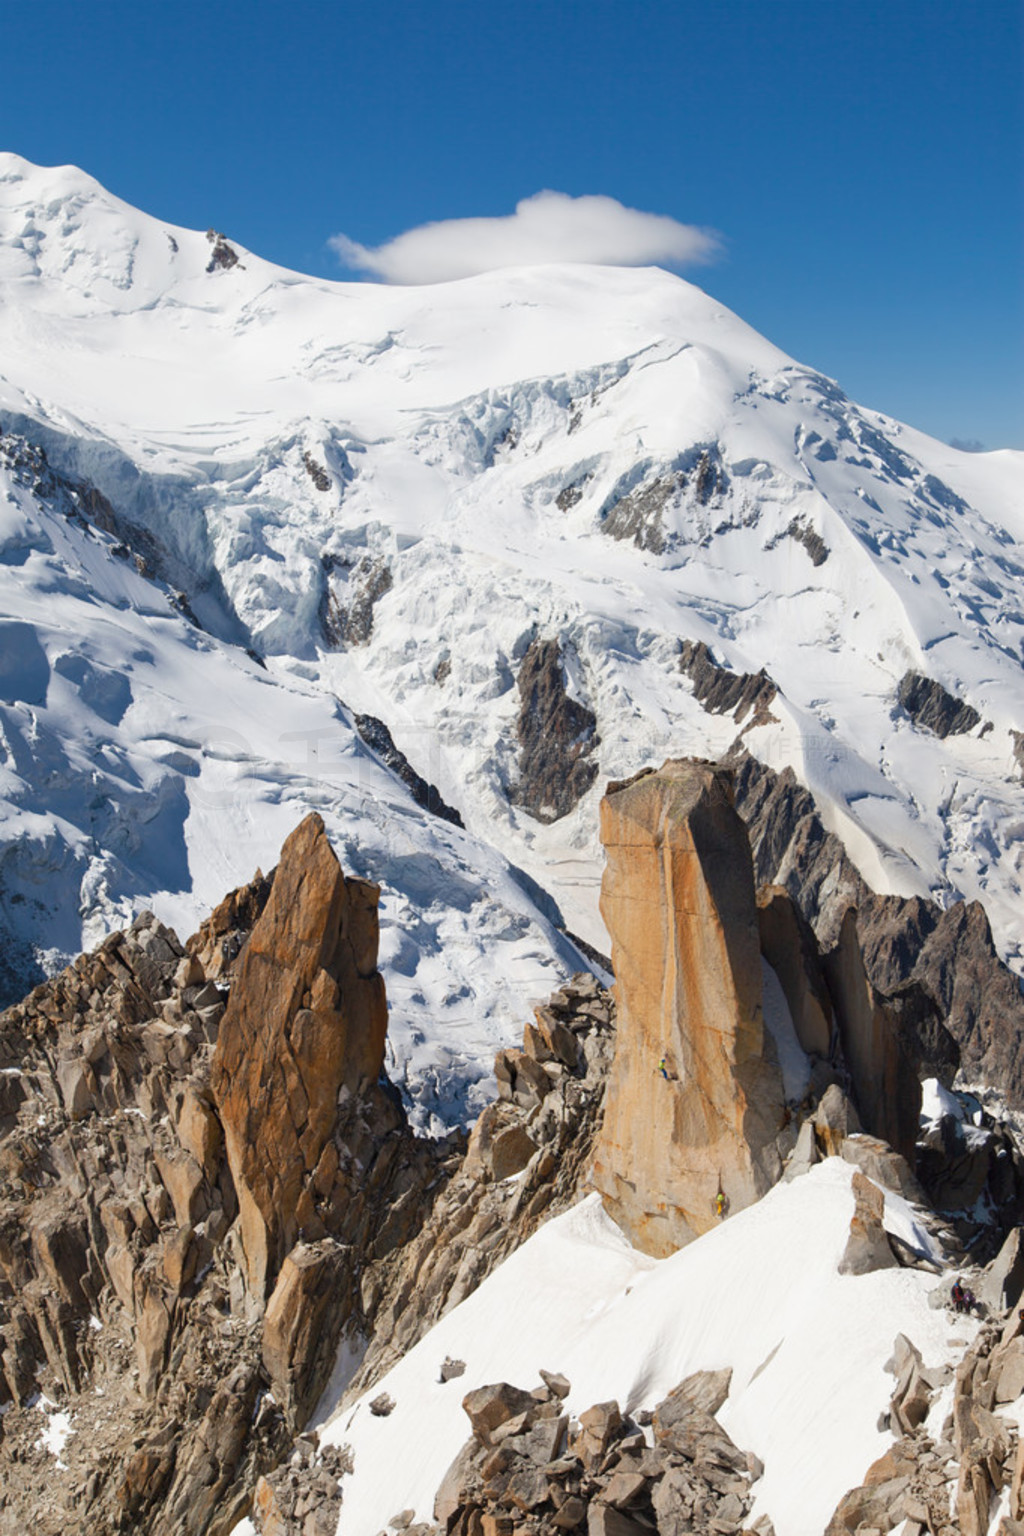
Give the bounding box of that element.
[2,0,1020,447]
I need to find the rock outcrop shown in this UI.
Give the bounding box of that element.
[898,670,981,738]
[211,813,388,1301]
[0,908,290,1536]
[916,1088,1024,1258]
[838,1170,899,1276]
[601,469,683,553]
[730,749,1024,1109]
[679,640,778,729]
[0,819,460,1533]
[828,1309,1024,1535]
[508,637,599,823]
[591,761,787,1255]
[353,712,464,827]
[425,1370,767,1536]
[0,802,620,1535]
[320,552,393,647]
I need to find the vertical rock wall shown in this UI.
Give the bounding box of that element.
[590,761,787,1256]
[210,813,387,1300]
[824,908,922,1164]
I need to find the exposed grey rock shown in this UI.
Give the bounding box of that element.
[540,1368,571,1399]
[508,637,599,822]
[320,552,393,646]
[601,471,683,553]
[654,1367,733,1419]
[302,451,331,492]
[205,229,241,272]
[354,712,464,827]
[783,1117,820,1181]
[757,884,833,1059]
[823,909,921,1162]
[680,639,777,727]
[838,1135,924,1202]
[814,1083,863,1156]
[785,515,829,565]
[263,1241,354,1431]
[898,671,981,738]
[887,1335,934,1435]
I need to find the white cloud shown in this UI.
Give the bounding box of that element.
[330,191,722,285]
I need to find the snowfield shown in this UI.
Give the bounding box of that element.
[0,151,1021,1122]
[319,1162,971,1536]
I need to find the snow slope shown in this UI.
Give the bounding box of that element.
[0,152,1021,1114]
[319,1161,968,1536]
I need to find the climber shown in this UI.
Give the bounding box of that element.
[951,1279,965,1313]
[714,1190,728,1219]
[658,1055,670,1080]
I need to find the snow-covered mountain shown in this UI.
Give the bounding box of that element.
[0,152,1021,1124]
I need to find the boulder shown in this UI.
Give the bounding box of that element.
[887,1334,933,1434]
[655,1368,732,1420]
[540,1369,571,1400]
[261,1239,352,1431]
[588,1508,649,1536]
[462,1383,539,1446]
[591,761,787,1256]
[838,1135,924,1203]
[211,813,387,1299]
[995,1339,1024,1403]
[57,1056,95,1119]
[175,1082,223,1179]
[532,1005,581,1069]
[652,1402,747,1470]
[572,1400,623,1468]
[783,1117,820,1181]
[464,1103,537,1182]
[814,1084,862,1157]
[839,1171,898,1276]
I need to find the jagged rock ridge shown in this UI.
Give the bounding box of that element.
[353,713,464,827]
[679,641,777,728]
[0,816,616,1533]
[898,670,982,739]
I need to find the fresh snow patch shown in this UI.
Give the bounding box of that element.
[36,1396,73,1467]
[921,1076,967,1125]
